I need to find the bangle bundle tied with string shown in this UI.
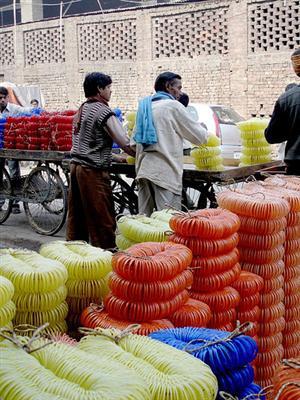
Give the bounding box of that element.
[231,271,264,339]
[0,248,68,336]
[236,118,272,167]
[150,323,264,399]
[0,276,15,336]
[255,176,300,359]
[272,359,300,400]
[77,325,218,399]
[190,134,224,171]
[80,241,212,332]
[80,303,175,335]
[229,180,300,355]
[39,240,112,329]
[0,323,153,399]
[217,185,291,387]
[168,208,241,330]
[116,214,171,250]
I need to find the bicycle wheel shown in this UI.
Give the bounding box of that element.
[0,167,12,224]
[182,185,203,209]
[23,166,67,235]
[110,174,138,215]
[182,182,217,210]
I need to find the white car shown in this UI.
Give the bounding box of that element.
[185,103,245,159]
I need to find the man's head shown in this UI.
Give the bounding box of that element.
[0,86,9,112]
[83,72,113,101]
[30,99,39,108]
[154,72,182,100]
[291,48,300,77]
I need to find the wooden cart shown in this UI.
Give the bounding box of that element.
[112,160,284,210]
[0,148,282,235]
[0,149,70,235]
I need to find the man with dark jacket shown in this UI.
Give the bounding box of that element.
[265,48,300,175]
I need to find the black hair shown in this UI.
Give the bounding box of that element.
[178,92,189,107]
[292,48,300,57]
[83,72,112,97]
[30,99,39,104]
[0,87,8,96]
[154,71,181,92]
[285,83,298,92]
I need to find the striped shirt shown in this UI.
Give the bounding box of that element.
[71,102,115,169]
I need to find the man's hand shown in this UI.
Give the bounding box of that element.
[112,153,128,163]
[122,144,136,157]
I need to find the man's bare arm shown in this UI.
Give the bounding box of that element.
[105,116,136,157]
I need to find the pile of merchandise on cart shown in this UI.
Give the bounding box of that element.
[0,109,76,151]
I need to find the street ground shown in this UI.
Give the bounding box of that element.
[0,161,66,250]
[0,206,66,251]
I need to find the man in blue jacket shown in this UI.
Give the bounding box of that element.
[265,49,300,175]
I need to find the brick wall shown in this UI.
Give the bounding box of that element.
[1,0,299,117]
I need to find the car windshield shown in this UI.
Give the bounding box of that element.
[211,106,244,125]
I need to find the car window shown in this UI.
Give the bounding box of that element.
[211,106,244,125]
[186,105,199,121]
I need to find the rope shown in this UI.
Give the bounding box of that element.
[179,203,192,217]
[165,203,192,218]
[260,171,272,178]
[0,323,53,354]
[243,191,266,200]
[106,246,119,253]
[221,178,237,187]
[89,302,105,312]
[78,324,141,344]
[219,392,237,400]
[183,322,253,353]
[242,386,273,400]
[274,383,300,400]
[116,251,153,261]
[244,175,257,183]
[219,385,272,400]
[282,359,300,369]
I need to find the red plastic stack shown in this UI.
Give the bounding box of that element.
[168,208,241,331]
[262,176,300,359]
[38,112,74,151]
[80,304,175,336]
[80,242,211,335]
[4,116,20,149]
[3,111,76,151]
[50,113,74,151]
[232,271,264,339]
[25,116,40,150]
[217,187,290,387]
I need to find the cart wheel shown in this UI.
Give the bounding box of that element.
[0,168,13,224]
[182,183,217,210]
[23,166,67,235]
[182,185,205,210]
[110,174,138,215]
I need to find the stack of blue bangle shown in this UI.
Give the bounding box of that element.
[150,327,265,400]
[0,117,6,149]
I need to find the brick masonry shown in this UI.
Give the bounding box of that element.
[1,0,299,117]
